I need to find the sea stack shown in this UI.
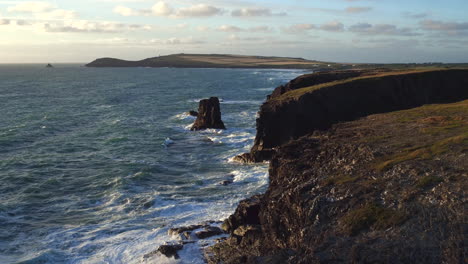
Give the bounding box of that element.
[191,97,226,131]
[46,63,53,68]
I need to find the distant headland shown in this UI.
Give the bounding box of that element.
[85,53,348,70]
[86,53,468,70]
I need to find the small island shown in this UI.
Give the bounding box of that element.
[46,63,53,68]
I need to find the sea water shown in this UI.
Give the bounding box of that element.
[0,65,308,263]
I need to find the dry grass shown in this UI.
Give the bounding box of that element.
[179,55,328,67]
[271,68,455,102]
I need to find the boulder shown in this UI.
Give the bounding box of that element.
[156,243,183,259]
[191,97,226,131]
[195,226,225,239]
[188,110,198,117]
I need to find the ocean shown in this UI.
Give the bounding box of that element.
[0,65,307,263]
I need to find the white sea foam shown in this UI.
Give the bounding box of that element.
[163,137,174,147]
[172,112,197,121]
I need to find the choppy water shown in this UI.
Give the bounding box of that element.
[0,65,308,263]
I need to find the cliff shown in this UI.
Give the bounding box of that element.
[206,69,468,263]
[236,69,468,162]
[207,99,467,263]
[85,54,341,69]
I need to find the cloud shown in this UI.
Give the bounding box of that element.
[7,1,54,13]
[151,1,173,16]
[218,25,243,32]
[349,23,418,36]
[115,2,222,18]
[41,21,151,33]
[0,18,10,25]
[149,37,205,45]
[7,1,77,20]
[175,4,222,17]
[113,5,139,16]
[281,23,316,34]
[217,25,274,33]
[420,19,468,31]
[231,8,286,17]
[320,21,344,32]
[345,6,372,13]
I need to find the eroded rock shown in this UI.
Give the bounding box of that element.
[191,97,226,131]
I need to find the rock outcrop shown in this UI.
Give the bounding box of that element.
[191,97,226,131]
[236,69,468,162]
[207,99,468,263]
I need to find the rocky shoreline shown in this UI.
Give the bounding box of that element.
[206,69,468,263]
[148,68,467,263]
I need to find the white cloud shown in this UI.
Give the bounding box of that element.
[151,1,173,16]
[114,2,222,18]
[40,20,151,33]
[218,25,243,32]
[0,18,10,25]
[113,6,139,16]
[231,8,286,17]
[217,25,274,33]
[149,37,205,45]
[7,1,54,13]
[175,4,222,17]
[7,1,76,20]
[37,9,76,19]
[197,26,210,32]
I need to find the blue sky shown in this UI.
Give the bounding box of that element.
[1,0,467,63]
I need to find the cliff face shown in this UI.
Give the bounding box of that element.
[207,99,467,263]
[238,69,468,162]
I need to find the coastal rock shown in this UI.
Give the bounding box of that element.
[195,226,225,239]
[244,69,468,162]
[207,99,468,263]
[189,110,198,117]
[222,195,261,233]
[191,97,226,131]
[155,243,183,259]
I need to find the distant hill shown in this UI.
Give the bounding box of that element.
[85,53,345,69]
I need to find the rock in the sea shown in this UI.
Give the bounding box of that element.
[156,243,183,259]
[195,226,225,239]
[191,97,226,131]
[189,110,198,117]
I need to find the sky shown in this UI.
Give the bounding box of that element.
[1,0,468,63]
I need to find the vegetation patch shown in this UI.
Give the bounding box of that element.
[272,68,451,102]
[325,174,359,186]
[375,132,467,171]
[342,204,407,236]
[416,175,443,188]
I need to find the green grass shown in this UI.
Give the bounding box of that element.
[375,132,468,171]
[416,175,443,188]
[271,68,454,102]
[342,204,407,236]
[325,174,359,185]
